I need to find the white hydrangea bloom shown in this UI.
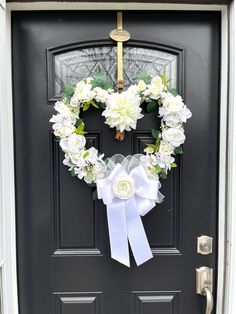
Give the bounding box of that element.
[156,153,175,170]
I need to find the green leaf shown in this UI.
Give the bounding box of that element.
[147,101,157,113]
[161,72,171,88]
[174,146,183,154]
[171,162,177,168]
[91,72,111,90]
[75,122,87,135]
[155,164,162,173]
[75,118,84,127]
[139,72,152,84]
[83,151,89,159]
[145,143,157,149]
[90,100,99,109]
[159,171,167,179]
[169,88,178,96]
[70,168,77,177]
[64,83,75,100]
[92,189,98,200]
[151,128,160,139]
[82,102,91,111]
[97,102,106,109]
[87,182,96,188]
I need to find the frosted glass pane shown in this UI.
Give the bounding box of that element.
[54,46,177,96]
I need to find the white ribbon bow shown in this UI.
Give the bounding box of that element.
[97,163,160,267]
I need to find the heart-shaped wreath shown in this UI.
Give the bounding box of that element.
[50,73,192,266]
[50,73,191,188]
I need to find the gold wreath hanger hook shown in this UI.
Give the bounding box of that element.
[109,12,131,92]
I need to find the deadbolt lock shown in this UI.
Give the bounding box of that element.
[197,235,213,255]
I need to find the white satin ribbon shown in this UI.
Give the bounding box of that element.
[97,163,159,267]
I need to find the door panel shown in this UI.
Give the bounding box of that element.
[12,11,220,314]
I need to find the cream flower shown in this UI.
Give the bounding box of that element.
[84,147,100,164]
[69,96,80,108]
[69,152,86,166]
[159,93,192,125]
[144,146,154,154]
[148,76,164,99]
[137,80,147,92]
[156,153,175,170]
[60,134,86,153]
[54,125,75,138]
[112,176,135,199]
[54,101,73,117]
[74,81,95,103]
[162,128,185,147]
[94,87,109,103]
[159,141,174,155]
[128,85,139,94]
[161,94,184,113]
[103,91,143,132]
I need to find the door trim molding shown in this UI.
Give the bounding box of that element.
[1,3,232,314]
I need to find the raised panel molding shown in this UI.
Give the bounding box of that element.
[132,291,180,314]
[54,292,101,314]
[50,131,102,256]
[133,131,181,255]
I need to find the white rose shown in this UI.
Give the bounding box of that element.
[112,176,135,200]
[179,106,192,122]
[162,114,182,128]
[70,96,80,108]
[162,128,186,147]
[69,152,86,166]
[161,94,184,113]
[148,76,164,99]
[60,133,86,153]
[137,80,147,92]
[94,87,109,103]
[74,81,95,102]
[54,124,75,138]
[159,141,174,155]
[54,101,72,117]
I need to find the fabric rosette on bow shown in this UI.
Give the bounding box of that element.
[97,154,164,267]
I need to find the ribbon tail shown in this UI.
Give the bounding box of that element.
[107,199,130,267]
[125,197,153,266]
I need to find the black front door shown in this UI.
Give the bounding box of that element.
[12,10,220,314]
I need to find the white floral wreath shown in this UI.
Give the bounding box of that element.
[50,73,192,199]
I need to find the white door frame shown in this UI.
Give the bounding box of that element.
[0,2,234,314]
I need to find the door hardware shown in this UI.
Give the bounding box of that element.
[197,235,213,255]
[196,266,214,314]
[109,12,131,91]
